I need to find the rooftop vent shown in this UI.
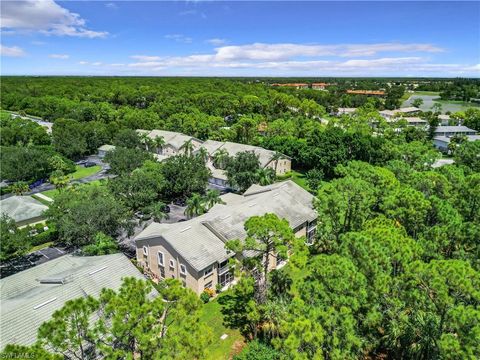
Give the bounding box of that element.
[89,266,107,275]
[248,203,257,207]
[220,215,231,220]
[180,226,191,233]
[39,277,66,285]
[34,297,57,310]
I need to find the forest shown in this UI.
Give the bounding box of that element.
[0,77,479,359]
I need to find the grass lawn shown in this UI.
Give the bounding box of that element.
[70,165,101,180]
[201,300,245,360]
[28,241,54,253]
[401,90,441,102]
[290,170,310,192]
[40,179,105,200]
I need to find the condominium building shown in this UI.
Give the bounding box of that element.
[135,180,317,295]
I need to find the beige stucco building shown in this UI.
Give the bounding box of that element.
[138,129,203,158]
[135,180,316,295]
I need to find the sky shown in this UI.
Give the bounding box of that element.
[1,1,479,77]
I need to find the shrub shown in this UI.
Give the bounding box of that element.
[30,226,58,246]
[200,291,211,304]
[204,287,216,298]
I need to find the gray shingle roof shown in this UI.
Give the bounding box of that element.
[135,180,316,272]
[0,253,147,349]
[434,126,476,133]
[0,196,48,224]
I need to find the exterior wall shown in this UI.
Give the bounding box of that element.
[136,237,233,295]
[136,237,201,293]
[265,158,292,175]
[17,216,47,228]
[161,145,178,157]
[434,139,449,152]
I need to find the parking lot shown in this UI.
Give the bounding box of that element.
[0,246,67,278]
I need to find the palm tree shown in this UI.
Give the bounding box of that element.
[271,152,283,175]
[49,170,70,191]
[11,181,29,196]
[204,189,225,210]
[139,132,153,151]
[153,135,165,155]
[147,202,170,222]
[256,168,275,186]
[196,147,209,163]
[184,193,206,218]
[180,139,194,156]
[213,148,229,169]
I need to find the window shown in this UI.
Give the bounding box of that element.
[157,251,164,266]
[169,259,175,268]
[143,246,148,256]
[204,267,213,277]
[159,267,165,278]
[204,281,213,290]
[180,264,187,276]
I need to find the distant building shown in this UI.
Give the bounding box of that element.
[0,253,148,349]
[438,114,451,126]
[97,144,116,158]
[335,108,357,115]
[135,181,317,295]
[311,82,331,90]
[0,196,48,227]
[200,140,291,188]
[346,90,385,97]
[399,117,428,127]
[433,126,476,137]
[379,107,421,120]
[433,135,480,152]
[137,129,203,157]
[271,83,309,89]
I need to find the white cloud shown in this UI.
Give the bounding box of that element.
[207,38,227,46]
[212,42,444,62]
[0,44,26,57]
[31,41,46,45]
[78,61,89,65]
[0,0,108,38]
[49,53,69,59]
[105,3,118,10]
[164,34,192,43]
[130,55,162,62]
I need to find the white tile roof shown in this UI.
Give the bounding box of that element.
[0,254,148,349]
[0,196,48,223]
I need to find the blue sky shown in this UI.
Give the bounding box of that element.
[1,1,479,77]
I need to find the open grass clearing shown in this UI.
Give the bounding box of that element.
[200,299,244,359]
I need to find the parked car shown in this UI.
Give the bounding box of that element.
[84,161,97,168]
[173,198,186,207]
[162,205,171,213]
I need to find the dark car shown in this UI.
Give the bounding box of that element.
[173,198,186,207]
[162,205,171,213]
[84,161,97,168]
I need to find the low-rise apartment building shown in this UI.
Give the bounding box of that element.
[138,129,203,157]
[135,180,317,295]
[200,140,291,188]
[433,125,476,137]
